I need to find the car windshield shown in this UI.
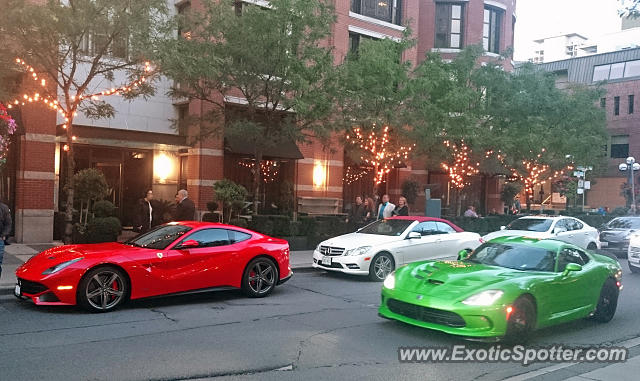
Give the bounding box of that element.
[606,217,640,229]
[506,218,552,232]
[467,242,557,272]
[127,224,192,250]
[358,219,413,236]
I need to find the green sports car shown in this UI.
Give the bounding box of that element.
[378,236,623,341]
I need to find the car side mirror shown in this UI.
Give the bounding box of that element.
[563,263,582,275]
[500,226,506,230]
[457,249,470,260]
[407,232,422,240]
[177,240,199,249]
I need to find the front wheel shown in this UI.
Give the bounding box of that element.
[591,278,619,322]
[77,266,128,313]
[242,257,278,298]
[504,296,535,343]
[369,253,395,282]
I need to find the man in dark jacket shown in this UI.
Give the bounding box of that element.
[0,200,12,279]
[174,189,196,221]
[133,189,154,233]
[347,196,366,229]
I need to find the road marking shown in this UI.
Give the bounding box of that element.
[503,336,640,381]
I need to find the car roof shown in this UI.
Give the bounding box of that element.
[487,235,568,250]
[387,216,464,232]
[168,221,255,232]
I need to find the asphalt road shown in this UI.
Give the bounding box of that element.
[1,257,640,381]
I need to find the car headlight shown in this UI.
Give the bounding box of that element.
[383,272,395,290]
[42,258,83,275]
[344,246,372,256]
[461,290,504,306]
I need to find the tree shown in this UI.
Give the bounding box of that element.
[0,0,170,243]
[622,0,640,17]
[213,179,248,223]
[333,35,416,194]
[0,103,17,166]
[156,0,336,214]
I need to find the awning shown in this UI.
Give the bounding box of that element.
[224,135,303,160]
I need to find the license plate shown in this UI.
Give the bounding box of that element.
[14,284,21,297]
[322,256,332,266]
[600,242,608,248]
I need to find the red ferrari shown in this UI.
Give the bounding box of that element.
[14,222,292,312]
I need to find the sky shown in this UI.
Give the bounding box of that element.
[513,0,624,61]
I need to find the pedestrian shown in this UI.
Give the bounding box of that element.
[514,198,521,213]
[392,196,409,216]
[347,196,366,229]
[0,199,12,279]
[174,189,196,221]
[364,197,376,225]
[628,204,637,216]
[377,194,395,220]
[464,205,479,218]
[133,189,154,233]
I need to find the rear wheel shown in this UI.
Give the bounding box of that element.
[242,257,278,298]
[587,242,597,250]
[591,278,619,322]
[77,266,128,313]
[504,296,535,343]
[369,253,395,282]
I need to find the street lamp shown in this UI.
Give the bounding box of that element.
[619,156,640,208]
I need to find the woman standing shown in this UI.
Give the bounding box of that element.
[133,189,154,233]
[364,197,376,225]
[392,196,409,216]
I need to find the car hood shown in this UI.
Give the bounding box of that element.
[320,232,402,249]
[483,230,550,241]
[395,260,526,301]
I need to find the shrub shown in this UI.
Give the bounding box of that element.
[213,179,248,222]
[85,217,121,243]
[206,201,219,212]
[229,218,248,229]
[401,178,421,206]
[93,200,116,218]
[73,168,109,202]
[202,213,220,223]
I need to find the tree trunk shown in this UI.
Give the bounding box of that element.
[252,149,263,214]
[63,120,76,244]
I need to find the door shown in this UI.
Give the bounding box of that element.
[569,219,591,248]
[400,221,446,263]
[168,228,239,291]
[554,247,594,310]
[433,221,463,258]
[553,219,581,247]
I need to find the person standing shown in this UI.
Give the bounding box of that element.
[347,196,366,228]
[0,200,12,279]
[134,189,154,233]
[392,196,409,216]
[464,205,479,218]
[377,194,395,220]
[174,189,196,221]
[364,197,376,225]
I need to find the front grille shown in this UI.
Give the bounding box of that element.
[18,278,48,295]
[387,298,466,328]
[319,246,345,256]
[630,246,640,258]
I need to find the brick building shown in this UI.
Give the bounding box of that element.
[2,0,517,243]
[538,47,640,209]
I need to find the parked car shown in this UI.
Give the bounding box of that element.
[482,216,600,250]
[600,217,640,258]
[15,222,292,312]
[379,236,623,342]
[312,216,483,281]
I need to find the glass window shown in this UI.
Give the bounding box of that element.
[127,224,192,250]
[435,2,464,49]
[412,221,439,236]
[600,97,606,108]
[629,94,635,114]
[593,65,610,82]
[436,221,457,234]
[614,96,620,115]
[483,6,503,54]
[625,60,640,78]
[610,135,629,159]
[229,230,252,243]
[180,228,231,248]
[557,248,586,272]
[605,217,640,229]
[572,219,584,231]
[506,218,553,232]
[359,219,413,236]
[610,63,625,80]
[466,243,557,272]
[351,0,401,25]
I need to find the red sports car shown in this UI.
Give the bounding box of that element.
[15,222,292,312]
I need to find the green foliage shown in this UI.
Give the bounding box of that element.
[86,217,121,243]
[229,218,249,229]
[501,183,523,205]
[401,179,421,206]
[213,179,248,223]
[73,168,109,202]
[202,213,220,223]
[206,201,219,212]
[92,200,116,218]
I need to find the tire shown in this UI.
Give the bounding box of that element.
[591,278,619,323]
[504,296,536,343]
[368,252,395,282]
[241,257,278,298]
[630,263,640,274]
[587,242,597,251]
[77,266,129,313]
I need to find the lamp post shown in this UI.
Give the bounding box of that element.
[619,156,640,208]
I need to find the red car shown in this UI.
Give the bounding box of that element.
[15,222,292,312]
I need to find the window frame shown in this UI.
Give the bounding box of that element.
[177,228,233,249]
[610,135,630,159]
[483,6,503,54]
[629,94,635,114]
[614,96,620,116]
[350,0,402,26]
[435,2,465,50]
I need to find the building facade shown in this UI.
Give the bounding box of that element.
[3,0,517,243]
[538,47,640,209]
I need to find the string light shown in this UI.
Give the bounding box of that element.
[343,166,370,184]
[238,159,280,183]
[345,125,414,185]
[441,140,480,189]
[506,149,574,200]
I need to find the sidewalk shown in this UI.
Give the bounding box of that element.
[0,246,314,294]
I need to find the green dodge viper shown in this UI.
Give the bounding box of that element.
[378,236,623,341]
